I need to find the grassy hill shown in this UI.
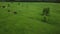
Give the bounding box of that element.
[0,2,60,34]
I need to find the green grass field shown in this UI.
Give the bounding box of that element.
[0,2,60,34]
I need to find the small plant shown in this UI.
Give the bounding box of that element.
[8,10,10,12]
[2,6,5,8]
[13,11,17,14]
[8,4,10,7]
[41,7,50,22]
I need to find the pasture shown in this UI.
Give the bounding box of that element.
[0,2,60,34]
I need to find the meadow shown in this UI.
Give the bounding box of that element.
[0,2,60,34]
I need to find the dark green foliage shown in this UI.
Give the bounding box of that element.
[13,11,17,14]
[2,6,5,8]
[8,10,10,12]
[18,3,20,5]
[42,8,50,16]
[8,4,10,7]
[43,17,47,22]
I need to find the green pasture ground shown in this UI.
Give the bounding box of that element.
[0,2,60,34]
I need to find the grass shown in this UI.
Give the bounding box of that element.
[0,2,60,34]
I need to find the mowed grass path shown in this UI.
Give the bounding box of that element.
[0,2,60,34]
